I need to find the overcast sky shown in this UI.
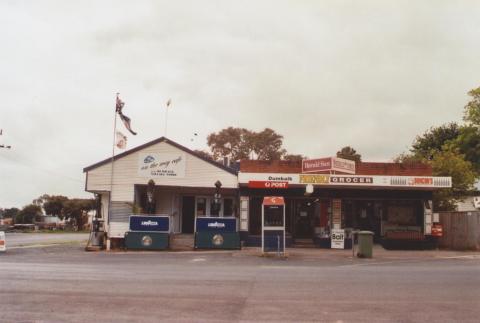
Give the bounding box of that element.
[1,0,479,208]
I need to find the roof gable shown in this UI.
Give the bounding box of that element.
[83,137,237,175]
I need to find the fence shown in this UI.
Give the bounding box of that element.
[438,211,480,250]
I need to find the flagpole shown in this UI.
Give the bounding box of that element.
[164,99,171,137]
[164,104,168,137]
[107,94,118,247]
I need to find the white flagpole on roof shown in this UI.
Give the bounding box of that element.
[164,99,171,137]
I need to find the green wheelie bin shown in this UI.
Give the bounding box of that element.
[357,231,374,258]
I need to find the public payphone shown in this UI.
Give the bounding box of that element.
[262,196,285,255]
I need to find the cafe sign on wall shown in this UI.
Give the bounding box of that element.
[138,153,186,178]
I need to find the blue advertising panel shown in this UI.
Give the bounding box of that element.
[129,215,170,232]
[196,217,237,233]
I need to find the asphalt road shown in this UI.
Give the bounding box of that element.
[1,243,479,322]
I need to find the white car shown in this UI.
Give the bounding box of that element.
[0,231,6,252]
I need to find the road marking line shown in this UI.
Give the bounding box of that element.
[191,258,206,262]
[8,241,86,249]
[436,255,480,259]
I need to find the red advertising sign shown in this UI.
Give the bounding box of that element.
[263,196,285,205]
[302,157,355,174]
[248,181,289,189]
[409,178,434,186]
[431,224,443,237]
[302,157,332,173]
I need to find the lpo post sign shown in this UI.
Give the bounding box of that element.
[331,229,345,249]
[138,153,186,178]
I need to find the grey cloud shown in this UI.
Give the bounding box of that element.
[1,0,480,207]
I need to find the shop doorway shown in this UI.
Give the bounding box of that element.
[181,196,195,234]
[295,200,315,238]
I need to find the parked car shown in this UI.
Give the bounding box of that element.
[0,231,6,252]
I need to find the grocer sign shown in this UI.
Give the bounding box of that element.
[302,157,356,174]
[138,153,186,178]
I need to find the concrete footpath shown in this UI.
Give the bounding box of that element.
[238,245,480,261]
[4,232,88,248]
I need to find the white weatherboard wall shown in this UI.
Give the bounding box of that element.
[86,140,238,202]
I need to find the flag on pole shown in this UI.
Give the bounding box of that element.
[116,93,137,135]
[115,131,127,149]
[166,98,171,107]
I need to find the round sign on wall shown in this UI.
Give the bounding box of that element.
[142,235,153,247]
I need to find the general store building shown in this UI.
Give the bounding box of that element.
[238,158,451,247]
[83,137,238,245]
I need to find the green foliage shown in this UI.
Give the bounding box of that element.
[283,154,306,162]
[1,207,20,219]
[62,198,95,229]
[41,195,69,219]
[336,146,361,162]
[392,153,423,164]
[207,127,287,161]
[16,204,42,224]
[464,86,480,126]
[446,126,480,174]
[207,127,252,161]
[411,123,461,159]
[251,128,286,160]
[407,123,480,175]
[430,150,477,211]
[396,86,480,210]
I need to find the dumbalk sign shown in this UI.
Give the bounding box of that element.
[302,157,356,174]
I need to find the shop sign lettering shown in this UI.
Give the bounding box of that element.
[267,176,293,181]
[248,181,288,189]
[409,177,433,186]
[331,229,345,249]
[302,157,355,174]
[330,176,373,184]
[332,158,356,174]
[299,174,330,184]
[302,157,332,173]
[138,153,186,178]
[207,222,226,228]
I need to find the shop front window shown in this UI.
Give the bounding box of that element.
[196,196,235,217]
[196,198,207,216]
[223,198,234,217]
[210,199,220,217]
